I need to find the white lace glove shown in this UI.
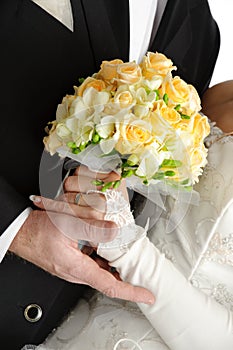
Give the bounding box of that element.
[96,189,147,260]
[97,190,233,350]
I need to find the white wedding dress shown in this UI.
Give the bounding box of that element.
[25,123,233,350]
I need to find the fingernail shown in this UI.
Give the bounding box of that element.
[29,195,41,203]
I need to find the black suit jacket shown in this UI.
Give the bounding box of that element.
[0,0,220,348]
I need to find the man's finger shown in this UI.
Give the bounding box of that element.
[47,211,119,243]
[80,254,155,305]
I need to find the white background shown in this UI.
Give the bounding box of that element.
[208,0,233,86]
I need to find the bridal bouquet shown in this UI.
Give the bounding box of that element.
[44,52,210,193]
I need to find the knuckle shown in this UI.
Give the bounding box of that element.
[63,176,77,191]
[102,286,117,299]
[73,165,82,175]
[89,207,105,220]
[55,200,68,213]
[63,176,71,191]
[103,221,119,239]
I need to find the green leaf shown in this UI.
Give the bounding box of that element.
[180,113,190,120]
[165,170,176,177]
[161,159,182,168]
[113,180,121,189]
[79,143,87,151]
[78,77,85,84]
[183,185,193,192]
[152,172,165,180]
[154,89,160,101]
[92,179,104,186]
[67,141,77,149]
[180,178,190,185]
[163,93,169,105]
[145,87,151,95]
[122,169,134,178]
[174,104,181,111]
[92,133,100,143]
[101,182,113,192]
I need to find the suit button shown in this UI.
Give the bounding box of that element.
[24,304,43,323]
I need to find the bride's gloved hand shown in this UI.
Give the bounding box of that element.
[23,165,155,305]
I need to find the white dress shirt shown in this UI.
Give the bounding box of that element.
[0,0,167,262]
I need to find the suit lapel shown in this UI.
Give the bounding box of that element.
[149,0,191,63]
[19,0,72,37]
[80,0,129,67]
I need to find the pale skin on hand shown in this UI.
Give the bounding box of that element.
[202,80,233,133]
[9,167,155,305]
[31,167,128,223]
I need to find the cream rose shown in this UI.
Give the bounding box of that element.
[159,105,181,125]
[116,61,142,85]
[148,109,174,144]
[140,52,176,79]
[115,117,154,155]
[77,77,106,97]
[189,144,208,183]
[96,59,124,83]
[43,121,63,155]
[114,85,134,107]
[185,85,201,115]
[163,76,190,105]
[192,113,210,143]
[162,77,202,115]
[56,94,76,121]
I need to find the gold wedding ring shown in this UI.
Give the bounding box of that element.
[74,193,81,205]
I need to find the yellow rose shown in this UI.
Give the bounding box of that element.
[115,118,153,155]
[189,144,208,183]
[163,76,190,105]
[114,86,134,107]
[116,61,142,85]
[147,109,174,144]
[192,113,210,143]
[162,78,201,115]
[97,59,124,83]
[140,52,176,79]
[77,77,106,96]
[160,105,181,125]
[185,85,201,115]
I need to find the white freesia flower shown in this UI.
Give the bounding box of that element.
[96,115,116,139]
[142,75,163,90]
[149,110,174,144]
[83,87,110,113]
[132,87,157,117]
[99,131,120,154]
[56,94,76,122]
[136,147,166,179]
[56,123,71,138]
[43,131,63,155]
[69,97,92,120]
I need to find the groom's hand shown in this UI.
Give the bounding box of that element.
[9,199,155,305]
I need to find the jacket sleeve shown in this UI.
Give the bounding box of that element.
[0,176,30,235]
